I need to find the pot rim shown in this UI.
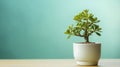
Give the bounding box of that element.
[73,42,101,45]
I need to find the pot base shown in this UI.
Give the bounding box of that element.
[76,61,98,66]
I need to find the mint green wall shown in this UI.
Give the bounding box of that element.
[0,0,120,59]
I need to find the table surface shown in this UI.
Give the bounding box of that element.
[0,59,120,67]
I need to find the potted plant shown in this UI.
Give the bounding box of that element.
[64,9,102,66]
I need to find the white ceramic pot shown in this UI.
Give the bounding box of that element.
[73,42,101,66]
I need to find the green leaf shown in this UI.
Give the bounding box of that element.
[94,20,100,23]
[64,31,68,34]
[95,25,99,29]
[96,32,101,36]
[67,35,71,39]
[69,25,72,29]
[64,29,70,34]
[97,28,102,31]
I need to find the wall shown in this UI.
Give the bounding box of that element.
[0,0,120,59]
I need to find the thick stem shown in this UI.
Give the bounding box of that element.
[85,36,89,43]
[84,19,90,43]
[84,29,89,43]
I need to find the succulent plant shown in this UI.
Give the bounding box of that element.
[64,9,102,43]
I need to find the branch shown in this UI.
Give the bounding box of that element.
[75,32,84,37]
[88,31,94,36]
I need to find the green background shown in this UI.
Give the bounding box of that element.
[0,0,120,59]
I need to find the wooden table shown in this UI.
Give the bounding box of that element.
[0,59,120,67]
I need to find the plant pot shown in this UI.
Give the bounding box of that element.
[73,42,101,66]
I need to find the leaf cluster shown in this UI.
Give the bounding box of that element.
[64,9,102,42]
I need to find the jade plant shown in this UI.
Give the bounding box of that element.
[64,9,102,43]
